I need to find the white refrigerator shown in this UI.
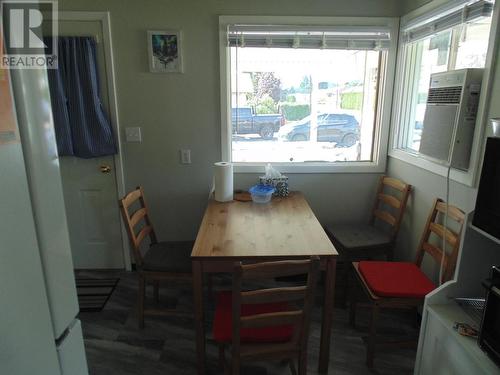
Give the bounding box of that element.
[0,65,89,373]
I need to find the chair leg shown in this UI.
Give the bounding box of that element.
[342,261,351,308]
[153,280,160,303]
[349,299,357,327]
[413,307,420,329]
[138,276,145,329]
[231,357,240,375]
[366,303,380,368]
[218,344,226,370]
[387,246,395,261]
[207,274,214,299]
[298,351,307,375]
[289,359,297,375]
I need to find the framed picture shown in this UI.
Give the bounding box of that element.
[147,30,183,73]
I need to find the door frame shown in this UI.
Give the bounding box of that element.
[53,11,131,270]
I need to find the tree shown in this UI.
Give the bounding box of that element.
[255,95,278,114]
[251,72,282,102]
[299,75,311,93]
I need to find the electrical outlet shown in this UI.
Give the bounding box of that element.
[125,127,142,142]
[180,149,191,164]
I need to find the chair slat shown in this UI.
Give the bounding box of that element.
[373,209,396,227]
[240,310,303,329]
[241,260,311,280]
[121,188,142,209]
[135,226,153,248]
[241,286,307,305]
[436,201,466,223]
[382,177,409,192]
[130,207,147,229]
[415,198,465,284]
[422,242,448,267]
[429,222,458,246]
[240,342,298,360]
[378,193,401,209]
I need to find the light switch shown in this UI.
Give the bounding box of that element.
[125,127,142,142]
[180,149,191,164]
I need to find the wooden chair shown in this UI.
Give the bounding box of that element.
[326,175,412,261]
[325,176,411,303]
[119,186,193,328]
[212,257,320,375]
[349,198,465,368]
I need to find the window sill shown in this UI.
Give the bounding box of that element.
[232,161,385,174]
[388,148,475,187]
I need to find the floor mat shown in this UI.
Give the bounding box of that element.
[76,278,119,312]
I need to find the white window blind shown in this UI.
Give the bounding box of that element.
[402,0,493,43]
[227,25,392,50]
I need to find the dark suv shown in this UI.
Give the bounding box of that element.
[277,113,359,146]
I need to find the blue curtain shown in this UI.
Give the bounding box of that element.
[46,37,117,158]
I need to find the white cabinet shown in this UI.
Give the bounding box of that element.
[415,218,500,375]
[418,306,498,375]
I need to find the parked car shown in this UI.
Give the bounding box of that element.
[277,113,359,146]
[232,107,285,140]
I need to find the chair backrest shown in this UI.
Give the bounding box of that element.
[119,186,158,267]
[231,257,320,371]
[370,175,412,241]
[415,198,466,284]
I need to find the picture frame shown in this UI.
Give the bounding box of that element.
[147,30,183,73]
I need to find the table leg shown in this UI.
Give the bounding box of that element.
[319,258,336,373]
[193,260,205,375]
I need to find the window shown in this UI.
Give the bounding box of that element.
[220,17,398,172]
[394,0,494,154]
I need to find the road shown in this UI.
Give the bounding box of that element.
[232,134,361,163]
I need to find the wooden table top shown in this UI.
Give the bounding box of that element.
[191,192,338,259]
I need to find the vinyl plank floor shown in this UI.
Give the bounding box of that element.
[77,270,416,375]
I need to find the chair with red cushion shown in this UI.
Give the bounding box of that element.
[212,257,320,375]
[349,198,465,368]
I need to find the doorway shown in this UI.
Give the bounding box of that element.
[44,12,130,270]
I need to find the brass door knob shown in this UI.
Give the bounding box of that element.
[100,165,112,174]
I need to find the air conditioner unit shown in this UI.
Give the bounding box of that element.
[419,68,483,170]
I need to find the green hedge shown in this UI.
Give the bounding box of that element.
[340,92,363,110]
[280,104,310,121]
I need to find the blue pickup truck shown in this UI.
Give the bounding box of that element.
[232,107,285,140]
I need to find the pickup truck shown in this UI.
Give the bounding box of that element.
[231,107,285,140]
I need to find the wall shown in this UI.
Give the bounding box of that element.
[401,0,432,14]
[58,0,405,242]
[387,2,500,282]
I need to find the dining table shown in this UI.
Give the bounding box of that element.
[191,191,338,374]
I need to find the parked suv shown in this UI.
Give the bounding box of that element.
[277,113,359,146]
[232,107,285,140]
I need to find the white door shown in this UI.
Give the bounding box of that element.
[46,20,124,269]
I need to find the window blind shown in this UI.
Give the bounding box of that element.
[227,25,391,50]
[402,0,493,43]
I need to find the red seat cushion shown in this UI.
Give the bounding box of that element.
[358,261,436,298]
[212,291,294,343]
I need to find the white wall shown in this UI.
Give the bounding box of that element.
[401,0,432,14]
[58,0,405,241]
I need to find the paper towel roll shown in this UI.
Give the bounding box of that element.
[214,162,233,202]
